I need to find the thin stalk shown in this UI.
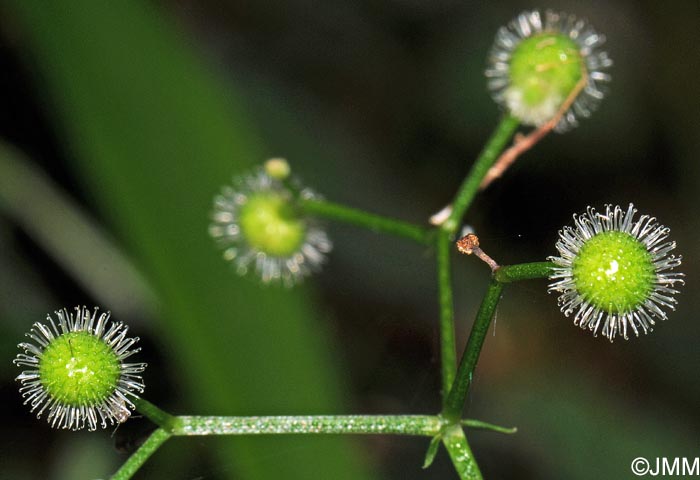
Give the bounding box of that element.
[494,261,554,283]
[173,414,443,437]
[109,428,171,480]
[442,424,483,480]
[443,280,504,421]
[299,197,433,245]
[436,229,457,401]
[443,115,519,234]
[134,397,180,431]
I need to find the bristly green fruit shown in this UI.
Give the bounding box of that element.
[571,231,656,313]
[549,204,684,341]
[210,168,332,285]
[508,33,583,110]
[486,10,613,130]
[14,307,146,430]
[39,331,121,406]
[239,193,306,257]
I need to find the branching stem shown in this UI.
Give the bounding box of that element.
[133,397,180,432]
[117,115,554,480]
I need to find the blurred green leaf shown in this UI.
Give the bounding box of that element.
[494,372,698,480]
[3,1,373,478]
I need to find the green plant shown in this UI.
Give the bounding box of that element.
[7,6,686,480]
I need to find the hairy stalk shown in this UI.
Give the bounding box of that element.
[174,414,443,436]
[442,424,483,480]
[443,115,520,234]
[121,406,523,478]
[443,280,504,421]
[109,428,171,480]
[121,409,444,478]
[299,197,433,245]
[436,229,458,401]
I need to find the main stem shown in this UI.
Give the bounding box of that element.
[437,229,457,401]
[442,424,483,480]
[443,280,504,421]
[434,115,518,407]
[442,115,519,234]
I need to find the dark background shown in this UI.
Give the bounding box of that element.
[0,1,698,479]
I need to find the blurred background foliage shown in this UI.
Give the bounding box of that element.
[0,1,697,479]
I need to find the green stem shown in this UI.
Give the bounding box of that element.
[443,280,504,421]
[116,410,443,478]
[436,229,457,402]
[442,424,483,480]
[174,414,443,437]
[109,428,171,480]
[441,261,552,421]
[494,261,554,283]
[299,197,433,245]
[134,397,180,431]
[443,115,519,234]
